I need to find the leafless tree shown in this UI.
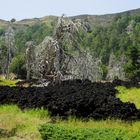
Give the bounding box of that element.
[106,52,126,81]
[5,26,15,79]
[26,41,35,80]
[26,15,102,83]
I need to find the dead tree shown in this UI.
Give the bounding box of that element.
[30,15,87,83]
[26,15,103,83]
[5,26,15,79]
[51,15,87,83]
[26,41,35,80]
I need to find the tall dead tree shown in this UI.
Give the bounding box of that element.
[106,52,126,81]
[26,15,103,83]
[5,26,15,79]
[52,15,87,82]
[29,15,87,82]
[26,41,35,80]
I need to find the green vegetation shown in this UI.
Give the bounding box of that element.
[79,14,140,77]
[39,124,140,140]
[116,86,140,109]
[0,28,5,36]
[0,76,17,86]
[0,105,50,140]
[9,54,26,79]
[15,23,53,53]
[1,105,140,139]
[10,18,16,23]
[124,46,140,81]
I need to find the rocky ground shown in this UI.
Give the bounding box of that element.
[0,79,140,121]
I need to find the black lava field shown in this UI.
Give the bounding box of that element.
[0,79,140,121]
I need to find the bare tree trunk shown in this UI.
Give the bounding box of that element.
[5,26,15,79]
[26,41,35,81]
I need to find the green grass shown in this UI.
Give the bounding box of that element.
[56,116,140,132]
[0,105,50,140]
[39,124,140,140]
[116,86,140,109]
[1,105,140,140]
[0,76,17,86]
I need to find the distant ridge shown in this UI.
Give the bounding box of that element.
[0,8,140,28]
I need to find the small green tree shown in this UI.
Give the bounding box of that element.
[10,18,16,23]
[125,46,140,81]
[10,54,26,79]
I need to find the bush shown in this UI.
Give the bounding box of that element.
[39,124,140,140]
[10,18,16,23]
[10,54,26,79]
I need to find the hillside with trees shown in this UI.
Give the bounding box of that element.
[0,8,140,81]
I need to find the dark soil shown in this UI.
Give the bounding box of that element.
[0,79,140,121]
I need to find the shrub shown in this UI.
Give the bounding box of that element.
[10,18,16,23]
[39,124,140,140]
[10,54,26,79]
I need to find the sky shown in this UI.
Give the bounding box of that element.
[0,0,140,21]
